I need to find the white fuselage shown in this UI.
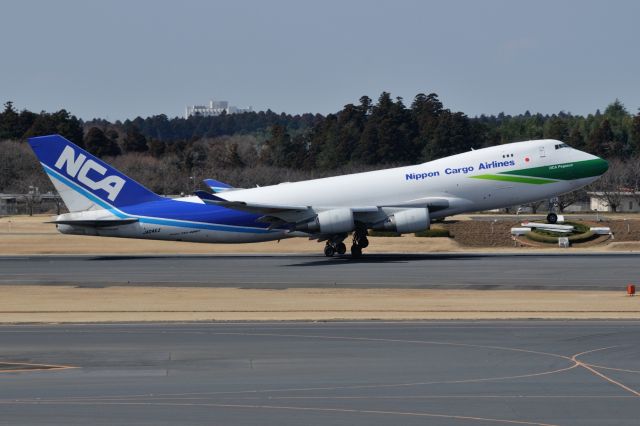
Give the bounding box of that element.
[222,139,600,218]
[54,139,605,243]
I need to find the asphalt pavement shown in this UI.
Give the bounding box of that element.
[0,253,638,290]
[1,321,639,425]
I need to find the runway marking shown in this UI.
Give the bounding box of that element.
[22,365,579,404]
[571,347,640,397]
[9,332,581,403]
[3,325,638,425]
[0,361,77,374]
[56,394,635,402]
[2,324,638,425]
[0,400,561,425]
[205,331,575,361]
[579,363,640,374]
[216,394,637,399]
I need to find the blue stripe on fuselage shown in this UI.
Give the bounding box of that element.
[43,164,275,234]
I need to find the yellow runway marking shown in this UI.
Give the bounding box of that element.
[571,347,640,397]
[579,363,640,374]
[0,361,77,374]
[0,400,560,425]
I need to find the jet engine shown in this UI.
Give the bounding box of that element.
[376,208,430,233]
[297,208,355,234]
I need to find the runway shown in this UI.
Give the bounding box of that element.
[1,253,639,290]
[1,321,639,425]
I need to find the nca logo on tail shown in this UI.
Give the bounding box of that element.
[54,145,125,201]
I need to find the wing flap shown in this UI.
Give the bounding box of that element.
[380,197,451,212]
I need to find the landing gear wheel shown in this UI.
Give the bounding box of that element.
[324,244,336,257]
[336,242,347,255]
[360,237,369,249]
[546,213,558,224]
[351,245,362,258]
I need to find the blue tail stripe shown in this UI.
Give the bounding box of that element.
[43,163,274,235]
[42,163,126,217]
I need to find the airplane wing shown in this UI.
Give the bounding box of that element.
[195,191,455,232]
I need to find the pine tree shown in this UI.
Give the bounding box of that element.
[84,127,121,157]
[0,102,21,139]
[122,126,148,153]
[587,119,614,157]
[630,111,640,155]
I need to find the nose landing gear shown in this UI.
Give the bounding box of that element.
[547,197,559,224]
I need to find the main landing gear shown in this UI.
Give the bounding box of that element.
[324,233,348,257]
[324,241,347,257]
[350,226,369,258]
[323,228,369,258]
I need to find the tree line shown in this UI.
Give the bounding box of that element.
[1,94,640,209]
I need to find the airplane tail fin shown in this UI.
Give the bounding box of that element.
[28,134,163,212]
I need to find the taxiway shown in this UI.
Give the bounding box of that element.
[1,321,639,425]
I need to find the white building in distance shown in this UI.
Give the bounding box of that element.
[185,100,252,119]
[588,191,640,212]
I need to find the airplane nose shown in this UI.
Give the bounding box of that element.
[593,156,609,175]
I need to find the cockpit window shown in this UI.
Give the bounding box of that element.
[554,143,570,149]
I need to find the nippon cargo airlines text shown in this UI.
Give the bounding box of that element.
[406,159,516,181]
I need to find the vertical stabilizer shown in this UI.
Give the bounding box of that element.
[28,134,162,212]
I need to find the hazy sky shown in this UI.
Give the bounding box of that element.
[1,0,638,120]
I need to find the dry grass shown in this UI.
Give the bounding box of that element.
[0,286,638,323]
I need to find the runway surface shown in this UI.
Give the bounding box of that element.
[1,321,639,425]
[1,253,639,290]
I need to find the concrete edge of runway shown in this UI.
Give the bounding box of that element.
[2,251,640,258]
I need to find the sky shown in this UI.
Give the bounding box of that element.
[1,0,639,121]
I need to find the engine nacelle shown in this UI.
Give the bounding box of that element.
[300,208,355,234]
[377,208,430,234]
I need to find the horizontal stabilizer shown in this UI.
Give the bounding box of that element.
[193,190,228,201]
[48,218,139,227]
[203,179,240,193]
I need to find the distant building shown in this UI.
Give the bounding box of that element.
[588,191,640,212]
[185,100,252,119]
[0,192,63,215]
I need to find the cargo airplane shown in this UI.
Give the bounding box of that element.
[29,135,608,257]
